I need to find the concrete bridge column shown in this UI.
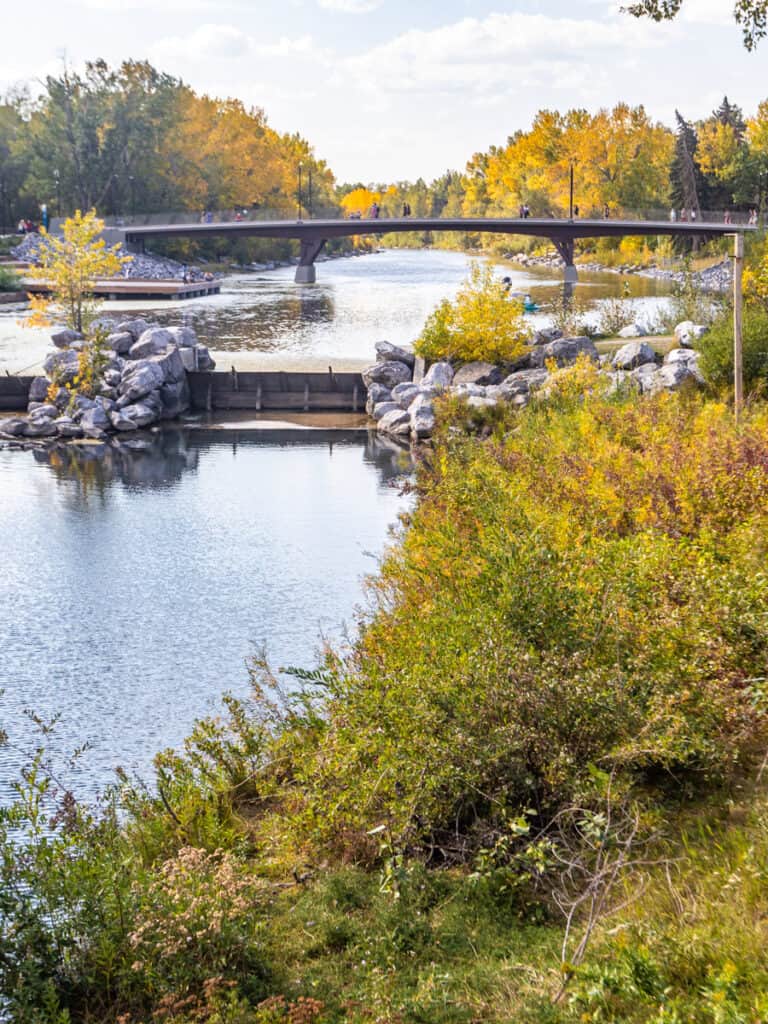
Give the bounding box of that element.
[124,234,145,255]
[552,237,578,284]
[295,237,327,284]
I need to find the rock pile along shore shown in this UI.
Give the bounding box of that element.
[0,319,216,441]
[10,233,212,282]
[367,322,707,442]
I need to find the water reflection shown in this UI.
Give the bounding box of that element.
[0,427,412,801]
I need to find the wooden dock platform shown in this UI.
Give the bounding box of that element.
[23,278,221,301]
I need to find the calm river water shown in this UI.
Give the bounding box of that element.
[0,248,673,374]
[0,428,411,803]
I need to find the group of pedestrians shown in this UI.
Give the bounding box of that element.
[670,208,698,222]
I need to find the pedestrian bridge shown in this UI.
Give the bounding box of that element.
[117,216,757,284]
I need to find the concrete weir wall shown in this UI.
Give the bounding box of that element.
[1,371,369,414]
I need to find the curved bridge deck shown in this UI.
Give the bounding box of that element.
[119,217,756,284]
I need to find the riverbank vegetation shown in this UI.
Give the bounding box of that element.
[3,380,768,1021]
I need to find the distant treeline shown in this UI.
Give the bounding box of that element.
[1,61,767,259]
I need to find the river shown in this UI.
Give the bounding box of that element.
[0,248,673,374]
[0,427,411,803]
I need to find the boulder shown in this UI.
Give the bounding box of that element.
[674,321,708,348]
[52,388,70,410]
[119,360,166,402]
[28,376,51,403]
[116,318,151,341]
[103,368,122,388]
[196,346,216,371]
[53,417,83,438]
[377,407,412,436]
[631,362,660,394]
[0,417,29,437]
[654,361,703,391]
[422,361,454,392]
[533,327,563,346]
[128,327,176,360]
[391,382,420,410]
[106,332,135,355]
[530,336,598,368]
[611,341,658,371]
[375,341,415,368]
[617,323,648,339]
[168,326,198,348]
[372,401,401,421]
[51,328,83,349]
[109,410,139,431]
[452,361,503,386]
[503,367,550,392]
[43,349,80,384]
[119,400,160,428]
[409,393,436,438]
[159,378,191,419]
[665,347,700,366]
[29,403,59,422]
[147,347,186,385]
[80,406,111,437]
[70,395,98,419]
[452,383,487,398]
[23,418,58,437]
[467,396,498,410]
[362,360,413,389]
[365,383,391,416]
[179,348,197,373]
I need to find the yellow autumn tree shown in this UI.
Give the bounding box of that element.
[697,121,742,181]
[25,209,128,334]
[340,188,381,218]
[415,263,531,364]
[743,234,768,312]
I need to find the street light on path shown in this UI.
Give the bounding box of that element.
[297,162,303,222]
[308,165,313,219]
[569,159,575,221]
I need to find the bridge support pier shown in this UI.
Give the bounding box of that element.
[553,237,578,285]
[124,234,145,255]
[295,237,327,284]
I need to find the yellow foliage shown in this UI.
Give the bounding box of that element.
[415,262,531,364]
[340,188,381,217]
[24,210,129,334]
[541,352,609,403]
[697,121,741,181]
[743,235,768,312]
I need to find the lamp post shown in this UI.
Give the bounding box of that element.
[128,175,135,219]
[569,159,575,221]
[53,168,60,218]
[308,165,313,219]
[297,162,303,222]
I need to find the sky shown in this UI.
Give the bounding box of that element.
[1,0,764,183]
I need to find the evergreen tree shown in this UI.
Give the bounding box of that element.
[713,96,747,140]
[670,111,705,215]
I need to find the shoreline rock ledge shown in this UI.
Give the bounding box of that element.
[0,319,216,441]
[366,326,705,442]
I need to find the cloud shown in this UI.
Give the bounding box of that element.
[151,23,252,61]
[318,0,382,11]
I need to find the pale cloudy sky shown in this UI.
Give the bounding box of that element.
[1,0,763,182]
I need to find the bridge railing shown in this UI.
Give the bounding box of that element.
[97,206,343,229]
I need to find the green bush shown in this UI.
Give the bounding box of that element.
[697,305,768,395]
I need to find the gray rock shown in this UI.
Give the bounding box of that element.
[617,323,648,339]
[409,393,436,438]
[128,328,176,360]
[0,417,29,436]
[52,388,70,410]
[452,361,503,386]
[70,395,98,417]
[119,401,159,428]
[43,349,80,384]
[674,321,707,347]
[654,361,703,391]
[195,346,216,371]
[365,383,392,416]
[103,368,122,388]
[29,403,59,422]
[452,383,487,398]
[116,318,151,342]
[51,328,83,349]
[375,341,415,368]
[467,396,498,410]
[53,417,83,438]
[377,407,412,436]
[533,327,563,346]
[612,341,658,371]
[422,361,454,392]
[99,386,118,401]
[665,347,701,366]
[631,363,660,394]
[109,409,140,431]
[80,406,111,437]
[529,336,599,369]
[24,418,58,437]
[168,326,198,348]
[179,348,197,372]
[391,382,420,410]
[119,361,166,402]
[106,332,135,355]
[363,360,413,389]
[503,368,550,392]
[159,378,190,419]
[29,376,51,403]
[372,401,401,421]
